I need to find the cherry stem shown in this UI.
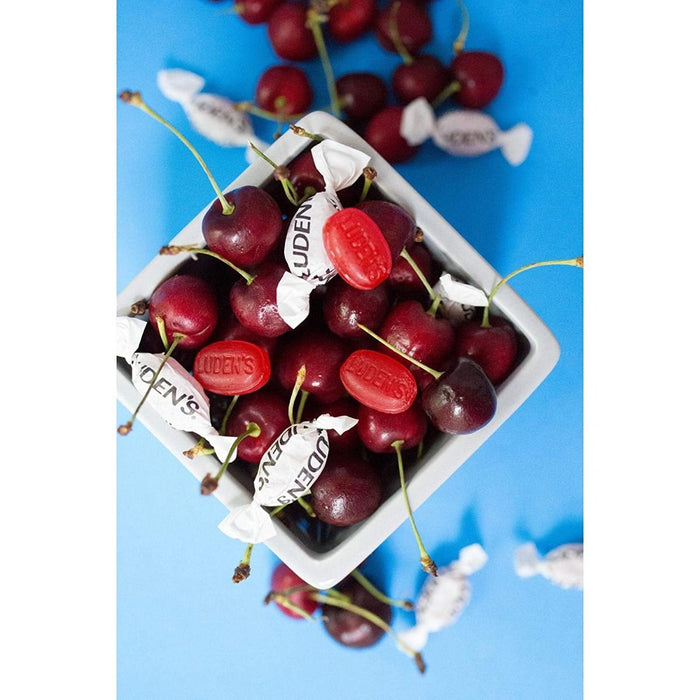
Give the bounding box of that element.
[183,438,215,460]
[160,245,256,285]
[392,440,437,577]
[289,124,324,141]
[296,495,317,518]
[350,569,414,610]
[213,420,261,483]
[234,100,307,124]
[268,592,318,620]
[398,247,436,301]
[431,80,461,109]
[452,0,470,54]
[118,333,184,435]
[310,591,426,673]
[307,8,342,117]
[295,390,310,424]
[247,143,299,206]
[356,324,444,380]
[119,91,234,216]
[155,316,170,351]
[358,166,377,203]
[481,255,584,328]
[232,542,254,583]
[288,365,307,425]
[219,395,239,435]
[388,1,413,65]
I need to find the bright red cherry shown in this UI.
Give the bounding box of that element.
[255,64,313,116]
[269,562,318,619]
[328,0,377,43]
[450,51,504,109]
[455,315,518,384]
[364,106,419,164]
[267,2,318,61]
[234,0,283,24]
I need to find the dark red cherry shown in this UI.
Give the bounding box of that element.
[374,0,432,56]
[455,315,518,384]
[322,575,391,647]
[310,453,382,526]
[450,51,504,109]
[287,149,325,198]
[229,261,292,338]
[388,241,436,295]
[357,403,427,453]
[328,0,376,43]
[275,327,349,403]
[202,185,283,268]
[356,199,416,261]
[255,64,313,116]
[364,106,419,164]
[392,54,451,104]
[379,299,455,385]
[148,275,219,350]
[270,562,318,619]
[322,278,391,339]
[267,2,318,61]
[234,0,283,24]
[336,72,388,122]
[421,357,497,434]
[224,389,290,462]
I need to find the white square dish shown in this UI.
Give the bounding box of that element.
[116,110,560,590]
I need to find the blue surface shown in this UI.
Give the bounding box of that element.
[117,1,582,698]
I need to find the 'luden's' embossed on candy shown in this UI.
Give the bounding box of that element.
[340,349,418,414]
[397,544,488,655]
[400,97,533,166]
[277,139,371,328]
[116,316,241,463]
[323,208,393,290]
[193,339,271,396]
[156,68,269,159]
[217,414,359,543]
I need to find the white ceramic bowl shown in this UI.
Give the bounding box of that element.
[116,111,560,590]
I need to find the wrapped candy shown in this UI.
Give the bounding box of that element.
[400,97,533,166]
[157,68,269,160]
[217,414,359,543]
[276,139,371,328]
[397,543,488,654]
[116,316,240,462]
[432,272,489,325]
[515,542,583,590]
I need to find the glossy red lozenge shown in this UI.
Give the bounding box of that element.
[339,349,417,414]
[323,208,393,290]
[193,340,271,396]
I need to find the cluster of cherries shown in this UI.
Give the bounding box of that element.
[265,560,426,670]
[208,0,504,163]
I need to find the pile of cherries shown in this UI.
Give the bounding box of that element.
[208,0,505,163]
[120,107,522,549]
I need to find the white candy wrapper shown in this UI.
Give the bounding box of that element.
[515,542,583,590]
[157,68,269,160]
[277,139,371,328]
[400,97,533,166]
[398,543,488,654]
[433,272,488,325]
[218,414,359,544]
[116,316,240,463]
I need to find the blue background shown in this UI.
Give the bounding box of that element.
[117,1,583,698]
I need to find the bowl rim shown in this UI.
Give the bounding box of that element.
[116,110,560,590]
